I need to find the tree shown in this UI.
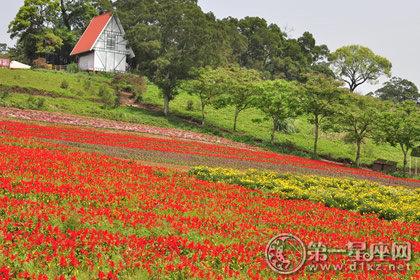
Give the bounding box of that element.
[8,0,61,62]
[181,67,226,126]
[117,0,231,116]
[373,77,420,104]
[377,101,420,173]
[326,94,382,167]
[236,17,285,71]
[219,66,261,131]
[9,0,100,64]
[0,43,7,56]
[300,74,345,156]
[254,79,300,145]
[329,45,392,92]
[297,31,332,76]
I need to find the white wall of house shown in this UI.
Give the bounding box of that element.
[78,52,95,71]
[92,15,130,72]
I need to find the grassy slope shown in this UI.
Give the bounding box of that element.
[0,68,404,167]
[0,69,110,101]
[141,87,404,167]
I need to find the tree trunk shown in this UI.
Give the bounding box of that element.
[271,118,278,145]
[201,102,205,126]
[313,115,319,157]
[163,92,169,116]
[401,144,408,174]
[233,108,240,132]
[355,140,361,167]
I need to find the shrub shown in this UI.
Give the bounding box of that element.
[186,100,194,111]
[32,58,48,69]
[66,63,80,73]
[1,90,9,99]
[277,119,297,134]
[111,73,124,85]
[98,85,117,108]
[27,96,46,109]
[60,80,69,89]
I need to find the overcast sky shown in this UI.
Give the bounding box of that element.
[1,0,419,94]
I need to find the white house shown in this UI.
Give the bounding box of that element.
[70,12,134,73]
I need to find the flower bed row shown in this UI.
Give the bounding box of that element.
[189,167,420,223]
[2,118,419,187]
[0,106,244,146]
[0,132,419,279]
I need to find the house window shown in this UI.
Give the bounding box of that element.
[107,34,116,50]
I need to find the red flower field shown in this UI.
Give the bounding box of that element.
[0,117,419,279]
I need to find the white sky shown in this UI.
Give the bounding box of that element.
[1,0,419,94]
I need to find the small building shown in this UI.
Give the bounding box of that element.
[70,12,134,73]
[372,158,397,173]
[0,57,10,69]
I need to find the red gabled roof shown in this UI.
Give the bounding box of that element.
[70,12,112,56]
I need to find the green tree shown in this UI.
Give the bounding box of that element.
[373,77,420,104]
[117,0,230,116]
[217,66,261,131]
[326,94,382,167]
[300,74,345,156]
[255,79,300,145]
[236,17,285,71]
[0,43,7,56]
[181,67,226,126]
[8,0,61,61]
[329,45,392,92]
[377,101,420,173]
[9,0,100,64]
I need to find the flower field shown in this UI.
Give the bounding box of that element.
[0,116,419,188]
[189,167,420,222]
[0,123,419,279]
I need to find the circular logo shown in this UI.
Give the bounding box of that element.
[265,233,307,274]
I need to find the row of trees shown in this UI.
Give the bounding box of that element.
[183,67,419,170]
[6,0,342,113]
[7,1,419,104]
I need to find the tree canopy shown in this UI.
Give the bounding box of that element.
[329,45,392,92]
[299,74,345,156]
[115,0,232,115]
[8,0,100,64]
[376,101,420,172]
[325,94,382,167]
[255,79,300,145]
[373,77,420,104]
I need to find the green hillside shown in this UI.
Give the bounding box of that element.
[0,69,406,168]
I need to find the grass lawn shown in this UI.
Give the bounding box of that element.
[0,69,113,101]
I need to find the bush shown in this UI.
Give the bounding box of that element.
[186,100,194,111]
[277,119,297,134]
[66,63,80,73]
[114,73,147,103]
[32,58,48,69]
[27,96,46,109]
[111,73,124,85]
[1,90,9,99]
[60,80,69,89]
[98,85,118,108]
